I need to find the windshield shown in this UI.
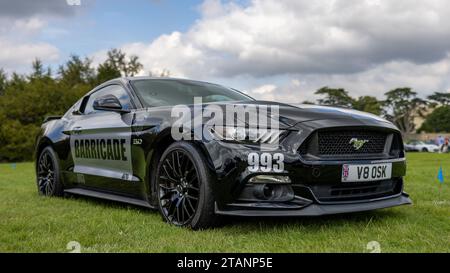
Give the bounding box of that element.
[131,79,254,107]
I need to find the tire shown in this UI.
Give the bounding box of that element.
[36,146,64,197]
[422,148,428,152]
[155,141,221,229]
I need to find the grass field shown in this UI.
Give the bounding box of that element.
[0,153,449,253]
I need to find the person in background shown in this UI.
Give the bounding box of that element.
[444,137,449,153]
[435,136,441,146]
[438,135,445,152]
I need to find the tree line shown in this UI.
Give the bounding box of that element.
[0,49,449,162]
[0,49,144,162]
[310,87,450,135]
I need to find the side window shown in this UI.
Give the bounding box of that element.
[84,85,133,114]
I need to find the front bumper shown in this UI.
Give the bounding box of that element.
[205,140,409,215]
[202,124,411,217]
[215,192,412,216]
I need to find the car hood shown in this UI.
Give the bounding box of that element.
[136,100,397,132]
[228,100,394,129]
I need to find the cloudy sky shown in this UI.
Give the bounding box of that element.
[1,0,450,102]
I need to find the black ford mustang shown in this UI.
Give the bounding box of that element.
[35,77,412,229]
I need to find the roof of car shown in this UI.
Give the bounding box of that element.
[91,77,251,100]
[121,76,217,86]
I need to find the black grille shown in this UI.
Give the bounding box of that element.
[317,130,387,155]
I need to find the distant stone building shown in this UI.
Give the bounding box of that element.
[413,105,436,132]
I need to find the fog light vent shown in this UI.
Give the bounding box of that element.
[253,184,294,201]
[248,175,291,184]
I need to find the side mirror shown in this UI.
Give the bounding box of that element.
[93,95,130,113]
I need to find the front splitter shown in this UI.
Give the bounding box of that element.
[215,194,412,217]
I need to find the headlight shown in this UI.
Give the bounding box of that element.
[208,126,285,144]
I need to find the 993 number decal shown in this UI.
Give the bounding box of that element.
[247,152,284,173]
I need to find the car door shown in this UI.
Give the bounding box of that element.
[68,84,140,195]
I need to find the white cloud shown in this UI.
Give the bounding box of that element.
[121,32,204,78]
[121,0,450,75]
[0,0,89,73]
[94,0,450,101]
[0,17,60,74]
[240,55,450,103]
[251,84,277,95]
[0,0,81,18]
[248,84,277,100]
[291,79,301,87]
[0,41,59,69]
[13,18,47,33]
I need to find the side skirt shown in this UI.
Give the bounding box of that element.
[64,188,157,209]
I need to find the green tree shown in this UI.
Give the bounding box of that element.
[1,67,61,125]
[0,69,6,95]
[314,87,382,115]
[58,55,96,108]
[428,92,450,106]
[0,51,145,162]
[96,61,122,85]
[29,59,51,80]
[353,96,382,115]
[315,87,354,108]
[383,88,428,134]
[95,48,144,84]
[0,119,40,162]
[0,61,73,161]
[7,72,26,91]
[126,55,144,76]
[58,55,95,86]
[419,106,450,133]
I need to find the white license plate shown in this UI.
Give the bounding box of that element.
[342,163,392,182]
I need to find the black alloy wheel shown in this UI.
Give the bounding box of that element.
[158,149,200,226]
[37,147,63,196]
[156,142,221,229]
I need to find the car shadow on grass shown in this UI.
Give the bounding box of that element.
[224,209,405,231]
[63,193,406,230]
[63,193,158,211]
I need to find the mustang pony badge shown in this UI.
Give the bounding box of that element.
[349,138,369,150]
